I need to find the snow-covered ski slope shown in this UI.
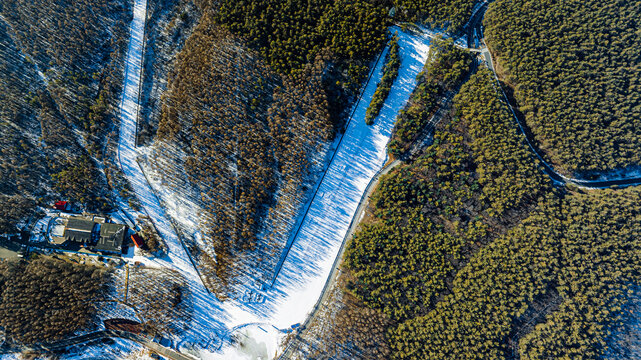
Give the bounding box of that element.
[117,3,431,354]
[260,28,431,328]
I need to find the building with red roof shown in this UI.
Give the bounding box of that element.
[131,233,144,248]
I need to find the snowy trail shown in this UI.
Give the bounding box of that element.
[116,0,233,352]
[117,4,431,355]
[255,28,432,329]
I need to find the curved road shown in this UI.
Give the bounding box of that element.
[477,30,641,188]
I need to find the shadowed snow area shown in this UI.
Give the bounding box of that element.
[117,0,430,354]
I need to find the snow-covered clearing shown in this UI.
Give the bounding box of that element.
[114,0,431,355]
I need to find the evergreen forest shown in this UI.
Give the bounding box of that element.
[365,34,401,125]
[299,68,641,359]
[388,38,473,156]
[484,0,641,175]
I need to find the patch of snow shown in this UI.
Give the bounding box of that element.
[211,324,284,360]
[253,26,431,331]
[60,338,146,360]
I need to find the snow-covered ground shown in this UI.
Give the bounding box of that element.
[113,0,431,355]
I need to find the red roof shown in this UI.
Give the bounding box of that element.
[131,234,144,248]
[53,201,69,210]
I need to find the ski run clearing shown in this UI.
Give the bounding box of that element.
[86,0,431,356]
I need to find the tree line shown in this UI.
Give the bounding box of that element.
[304,67,641,359]
[155,16,334,296]
[388,38,473,156]
[365,34,401,126]
[0,256,111,345]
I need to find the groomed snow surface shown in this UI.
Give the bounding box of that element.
[76,0,432,354]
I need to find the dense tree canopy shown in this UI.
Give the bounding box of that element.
[214,0,389,75]
[365,34,401,125]
[0,256,111,345]
[345,69,549,322]
[392,187,641,359]
[326,68,641,359]
[392,0,476,33]
[389,38,473,156]
[484,0,641,175]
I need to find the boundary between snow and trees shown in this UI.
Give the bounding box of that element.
[262,27,432,332]
[269,35,391,288]
[113,0,434,355]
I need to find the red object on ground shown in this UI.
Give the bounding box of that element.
[53,201,70,211]
[131,233,144,248]
[104,318,143,334]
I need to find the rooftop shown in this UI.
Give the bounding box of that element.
[65,218,95,233]
[94,223,127,253]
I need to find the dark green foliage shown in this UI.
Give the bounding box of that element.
[343,68,641,360]
[392,0,476,33]
[345,69,549,324]
[484,0,641,174]
[365,34,401,125]
[214,0,388,75]
[388,38,472,156]
[392,187,641,360]
[457,69,548,218]
[0,256,111,345]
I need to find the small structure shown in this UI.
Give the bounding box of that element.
[104,319,142,334]
[131,233,144,248]
[94,223,126,254]
[56,216,128,254]
[53,201,71,211]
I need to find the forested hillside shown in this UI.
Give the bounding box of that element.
[389,38,473,156]
[365,34,401,125]
[484,0,641,176]
[345,69,548,322]
[394,187,641,360]
[393,0,476,33]
[0,0,131,217]
[0,256,111,345]
[292,69,641,359]
[214,0,388,75]
[144,0,486,295]
[152,14,334,294]
[213,0,477,123]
